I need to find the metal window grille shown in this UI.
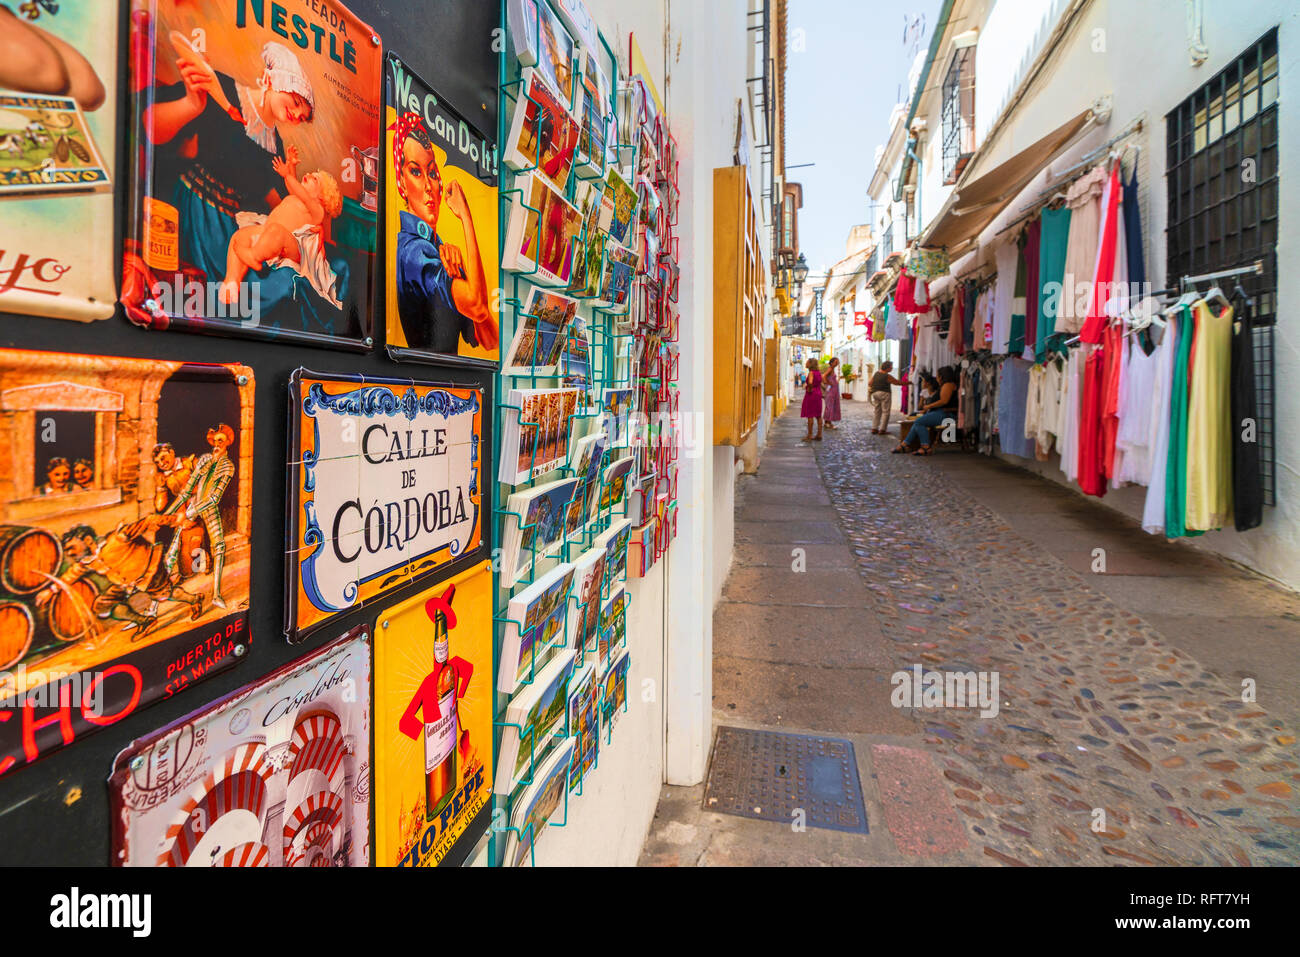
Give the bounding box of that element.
[942,46,975,184]
[1165,27,1278,505]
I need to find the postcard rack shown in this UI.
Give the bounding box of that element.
[490,0,658,867]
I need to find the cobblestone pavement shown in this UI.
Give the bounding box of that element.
[817,403,1299,866]
[641,401,1300,866]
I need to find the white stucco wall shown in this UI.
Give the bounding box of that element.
[534,0,756,864]
[966,0,1300,589]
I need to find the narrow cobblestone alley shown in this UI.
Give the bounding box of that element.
[641,403,1300,866]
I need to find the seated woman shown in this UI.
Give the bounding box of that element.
[894,365,958,456]
[917,372,939,408]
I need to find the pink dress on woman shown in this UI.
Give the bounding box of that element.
[822,370,842,422]
[801,370,823,418]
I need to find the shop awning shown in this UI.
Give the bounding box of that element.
[923,110,1094,253]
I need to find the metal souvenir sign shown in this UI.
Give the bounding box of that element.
[109,627,370,866]
[0,348,253,775]
[0,1,118,321]
[385,53,499,366]
[375,562,493,867]
[121,0,382,350]
[286,369,483,641]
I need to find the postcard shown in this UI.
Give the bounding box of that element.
[504,68,580,195]
[502,171,583,287]
[503,288,578,375]
[598,166,638,246]
[567,662,599,792]
[500,562,575,693]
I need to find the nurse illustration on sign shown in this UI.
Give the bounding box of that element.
[126,35,352,331]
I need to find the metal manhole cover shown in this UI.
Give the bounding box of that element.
[702,727,868,833]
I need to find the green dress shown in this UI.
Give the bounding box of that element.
[1035,206,1072,360]
[1164,306,1202,538]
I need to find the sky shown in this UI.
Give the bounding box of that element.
[785,0,943,280]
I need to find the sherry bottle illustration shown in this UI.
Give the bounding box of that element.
[425,611,458,819]
[398,583,474,824]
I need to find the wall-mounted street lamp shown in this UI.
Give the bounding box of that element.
[793,252,809,287]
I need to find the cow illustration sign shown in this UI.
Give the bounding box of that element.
[0,348,254,775]
[286,370,483,640]
[109,627,370,866]
[0,0,119,322]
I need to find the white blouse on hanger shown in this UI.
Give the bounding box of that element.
[1141,317,1180,534]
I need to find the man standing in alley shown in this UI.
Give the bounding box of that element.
[869,361,903,435]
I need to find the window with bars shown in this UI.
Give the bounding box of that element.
[1165,27,1278,506]
[941,46,975,184]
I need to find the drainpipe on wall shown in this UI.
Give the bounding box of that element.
[904,140,922,241]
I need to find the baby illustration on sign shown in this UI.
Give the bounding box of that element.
[220,144,342,307]
[126,35,354,331]
[392,111,496,355]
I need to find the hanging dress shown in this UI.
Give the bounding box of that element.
[1122,164,1146,289]
[1009,230,1029,355]
[1022,219,1042,360]
[1165,305,1197,538]
[1079,163,1124,344]
[1231,298,1263,531]
[1058,166,1108,334]
[1078,346,1108,496]
[1059,348,1085,482]
[1142,316,1179,533]
[993,241,1018,354]
[1116,327,1159,486]
[1185,299,1234,531]
[1036,205,1072,358]
[1101,323,1125,481]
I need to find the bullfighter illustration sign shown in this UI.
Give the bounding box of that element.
[109,626,370,866]
[384,53,499,366]
[286,369,483,641]
[120,0,382,350]
[375,562,492,867]
[0,1,118,321]
[0,348,253,776]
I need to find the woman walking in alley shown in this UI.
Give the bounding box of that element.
[822,357,843,430]
[801,357,823,441]
[894,365,958,455]
[868,360,903,434]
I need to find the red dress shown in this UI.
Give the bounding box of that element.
[1078,349,1107,497]
[801,370,824,418]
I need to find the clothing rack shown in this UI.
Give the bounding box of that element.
[1178,260,1264,292]
[1046,117,1144,188]
[1057,266,1255,347]
[994,118,1145,239]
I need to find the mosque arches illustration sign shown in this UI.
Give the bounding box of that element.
[109,626,370,867]
[286,369,483,641]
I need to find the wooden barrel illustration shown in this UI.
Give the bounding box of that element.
[0,601,35,671]
[46,578,102,643]
[0,525,61,596]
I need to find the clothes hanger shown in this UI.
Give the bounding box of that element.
[1231,281,1254,309]
[1204,283,1232,312]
